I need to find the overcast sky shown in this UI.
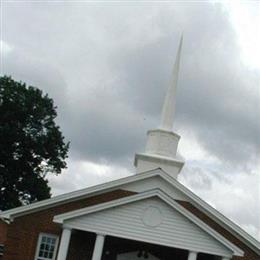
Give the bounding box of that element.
[0,1,259,241]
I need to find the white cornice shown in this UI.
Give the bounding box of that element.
[134,153,184,168]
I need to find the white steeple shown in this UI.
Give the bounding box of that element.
[160,34,183,130]
[134,36,185,178]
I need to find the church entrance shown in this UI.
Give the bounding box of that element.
[66,230,221,260]
[102,235,188,260]
[102,236,218,260]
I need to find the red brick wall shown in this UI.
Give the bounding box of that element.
[0,220,7,244]
[176,200,259,260]
[0,220,7,260]
[2,189,135,260]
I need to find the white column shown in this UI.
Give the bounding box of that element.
[91,234,105,260]
[188,251,198,260]
[57,227,72,260]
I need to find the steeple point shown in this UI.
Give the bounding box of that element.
[160,34,183,130]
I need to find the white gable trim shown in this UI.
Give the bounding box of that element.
[0,168,259,254]
[0,169,156,220]
[54,189,243,257]
[157,171,260,254]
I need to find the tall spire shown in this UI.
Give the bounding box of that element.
[134,35,185,178]
[160,34,183,131]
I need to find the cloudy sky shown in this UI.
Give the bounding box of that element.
[0,0,259,241]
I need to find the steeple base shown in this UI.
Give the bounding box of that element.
[134,153,184,178]
[146,129,180,157]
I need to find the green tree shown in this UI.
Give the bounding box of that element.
[0,76,69,210]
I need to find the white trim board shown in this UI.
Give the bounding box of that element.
[0,168,259,254]
[54,189,243,257]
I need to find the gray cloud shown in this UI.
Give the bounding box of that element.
[3,3,258,168]
[1,1,259,240]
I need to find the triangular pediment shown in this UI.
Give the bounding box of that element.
[54,189,242,258]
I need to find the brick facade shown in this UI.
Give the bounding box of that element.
[0,221,7,260]
[176,200,259,260]
[0,221,7,245]
[0,190,259,260]
[1,190,135,260]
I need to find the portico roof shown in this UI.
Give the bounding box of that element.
[54,189,243,258]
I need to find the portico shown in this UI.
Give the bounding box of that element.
[56,229,233,260]
[54,190,241,260]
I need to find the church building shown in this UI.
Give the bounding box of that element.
[0,38,259,260]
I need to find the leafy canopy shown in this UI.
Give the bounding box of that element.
[0,76,69,210]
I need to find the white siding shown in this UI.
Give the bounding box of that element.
[65,197,231,256]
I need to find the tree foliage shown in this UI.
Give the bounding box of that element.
[0,76,69,210]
